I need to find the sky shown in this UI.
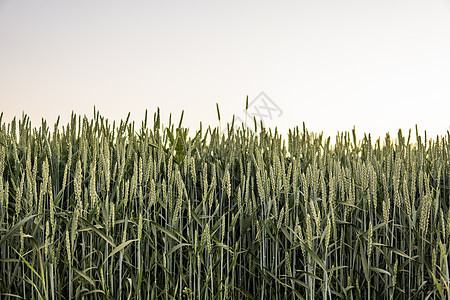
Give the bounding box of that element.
[1,0,450,142]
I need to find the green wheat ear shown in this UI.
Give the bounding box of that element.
[0,106,448,299]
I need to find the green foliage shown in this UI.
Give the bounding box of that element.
[0,111,450,299]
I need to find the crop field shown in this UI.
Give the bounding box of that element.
[0,109,449,299]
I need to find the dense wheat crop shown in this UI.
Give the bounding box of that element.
[0,109,449,299]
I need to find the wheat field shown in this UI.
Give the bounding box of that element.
[0,109,449,299]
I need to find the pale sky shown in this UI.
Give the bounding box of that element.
[1,0,450,141]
